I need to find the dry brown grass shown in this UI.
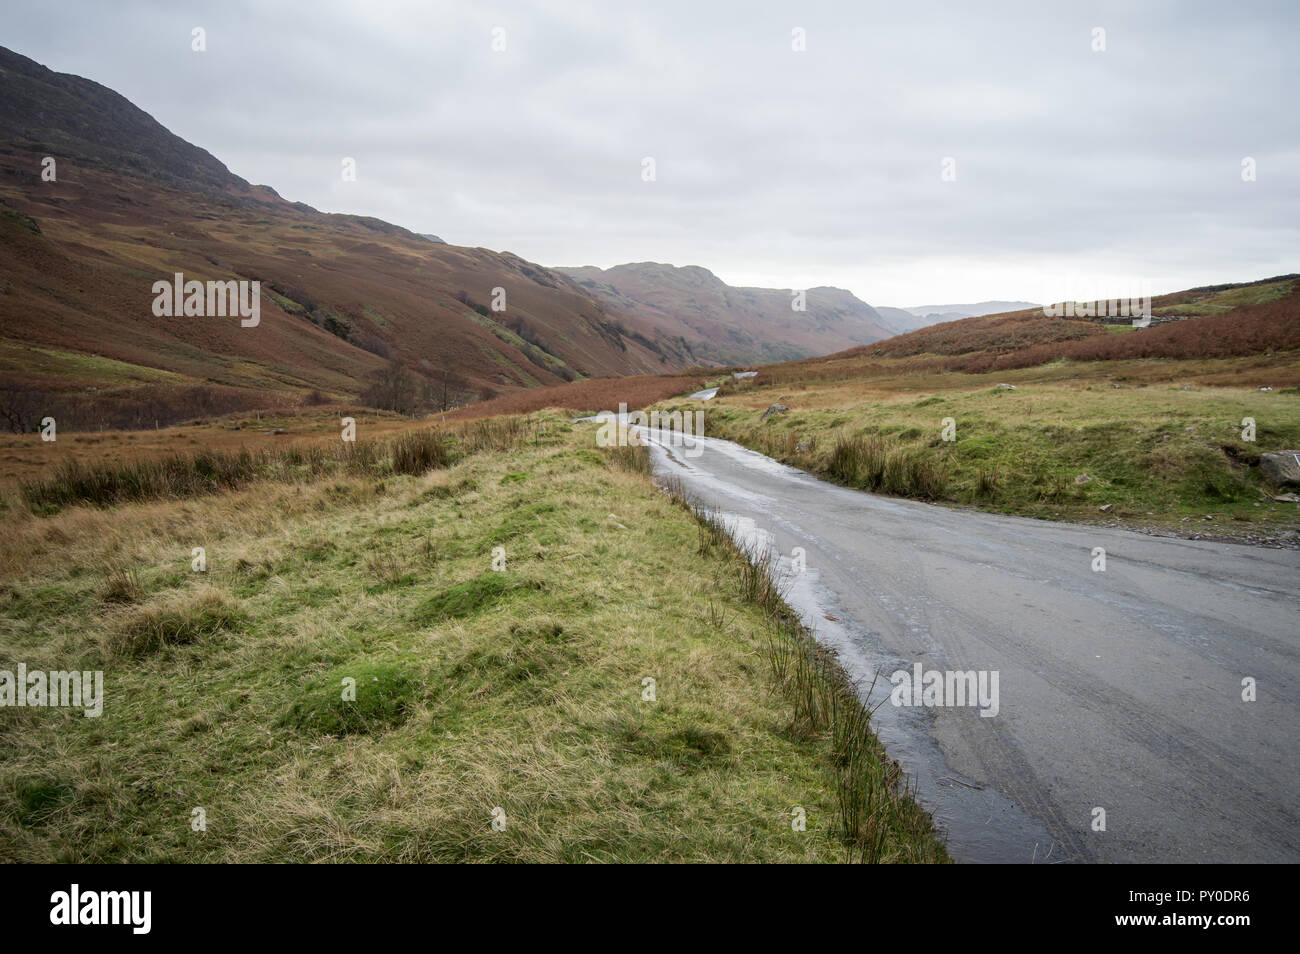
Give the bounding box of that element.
[0,378,707,491]
[0,407,420,489]
[443,373,706,421]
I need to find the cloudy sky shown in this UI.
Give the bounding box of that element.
[6,0,1297,307]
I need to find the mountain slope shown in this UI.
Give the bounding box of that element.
[557,262,897,365]
[0,46,258,199]
[0,46,684,429]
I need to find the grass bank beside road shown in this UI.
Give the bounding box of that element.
[0,412,945,862]
[659,368,1300,540]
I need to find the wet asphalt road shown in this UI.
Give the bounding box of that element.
[637,428,1300,863]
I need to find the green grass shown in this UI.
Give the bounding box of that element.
[279,659,423,736]
[1153,280,1293,316]
[663,381,1300,531]
[0,412,946,862]
[0,343,188,387]
[682,496,941,859]
[412,572,531,623]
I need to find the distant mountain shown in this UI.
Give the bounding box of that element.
[556,262,897,365]
[0,46,690,428]
[874,306,938,334]
[902,301,1039,321]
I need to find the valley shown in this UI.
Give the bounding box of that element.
[1,22,1297,876]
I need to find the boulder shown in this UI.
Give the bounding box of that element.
[760,404,789,422]
[1260,450,1300,488]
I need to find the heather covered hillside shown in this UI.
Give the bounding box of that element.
[844,276,1300,374]
[0,47,693,431]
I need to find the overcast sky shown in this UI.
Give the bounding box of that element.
[6,0,1297,306]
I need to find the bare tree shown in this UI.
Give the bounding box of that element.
[0,386,39,434]
[360,360,420,415]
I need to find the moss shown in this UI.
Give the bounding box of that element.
[412,572,527,624]
[279,659,422,735]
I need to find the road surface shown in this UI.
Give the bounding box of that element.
[638,427,1300,863]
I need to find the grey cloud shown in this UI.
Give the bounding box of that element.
[4,0,1295,304]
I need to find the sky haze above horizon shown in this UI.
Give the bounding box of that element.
[5,0,1297,307]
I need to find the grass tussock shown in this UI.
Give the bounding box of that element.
[98,565,143,605]
[23,451,266,510]
[454,416,531,455]
[412,572,530,624]
[105,586,246,659]
[602,442,653,475]
[391,430,449,475]
[826,434,948,500]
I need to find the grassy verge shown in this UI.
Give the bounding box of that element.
[674,488,943,861]
[0,411,946,862]
[661,374,1300,536]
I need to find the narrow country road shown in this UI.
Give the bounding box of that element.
[637,427,1300,863]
